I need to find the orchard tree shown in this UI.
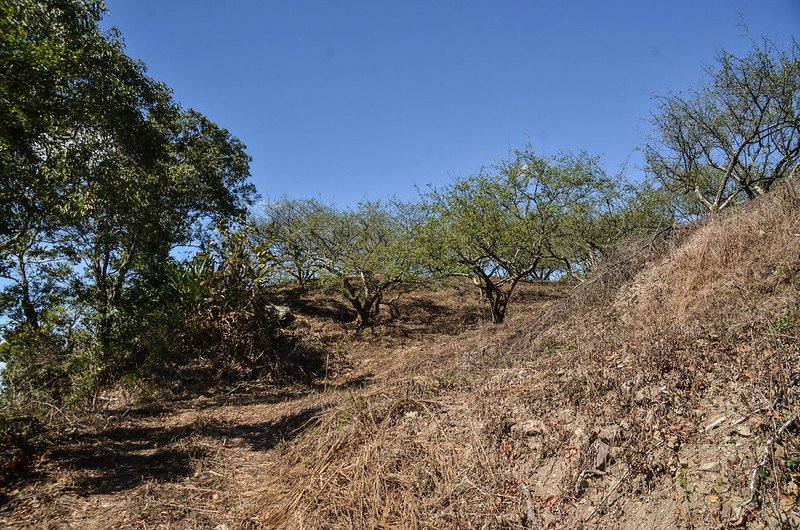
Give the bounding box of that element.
[253,197,332,288]
[418,147,637,324]
[644,37,800,213]
[304,201,418,328]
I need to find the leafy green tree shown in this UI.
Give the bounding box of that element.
[303,201,419,327]
[66,109,253,371]
[0,0,255,386]
[418,147,637,323]
[253,197,332,288]
[644,37,800,213]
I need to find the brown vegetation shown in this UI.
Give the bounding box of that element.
[1,181,799,529]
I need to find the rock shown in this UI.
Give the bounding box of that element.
[699,461,720,472]
[266,303,294,324]
[573,426,587,443]
[735,424,753,437]
[598,425,620,443]
[512,419,545,436]
[634,389,648,404]
[595,441,612,471]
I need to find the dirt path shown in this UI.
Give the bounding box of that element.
[0,381,341,529]
[0,284,565,529]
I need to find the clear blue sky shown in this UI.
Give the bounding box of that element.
[103,0,799,206]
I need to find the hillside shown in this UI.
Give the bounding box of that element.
[1,181,798,529]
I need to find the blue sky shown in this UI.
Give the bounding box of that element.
[103,0,799,206]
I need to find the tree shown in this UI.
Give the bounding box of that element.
[1,0,172,332]
[253,197,331,288]
[644,37,800,213]
[0,0,255,385]
[63,109,253,370]
[303,201,418,327]
[418,147,633,324]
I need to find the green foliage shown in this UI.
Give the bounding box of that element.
[129,222,315,385]
[417,146,645,323]
[253,197,334,287]
[253,198,422,326]
[644,36,800,213]
[771,308,796,334]
[0,0,255,398]
[308,200,420,327]
[0,310,96,407]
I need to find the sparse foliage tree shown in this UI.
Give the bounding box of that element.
[253,197,331,288]
[644,37,800,213]
[303,201,419,327]
[418,147,639,323]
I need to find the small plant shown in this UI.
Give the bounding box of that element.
[334,407,354,429]
[771,309,796,334]
[677,464,691,499]
[403,411,418,431]
[273,439,288,455]
[677,471,688,491]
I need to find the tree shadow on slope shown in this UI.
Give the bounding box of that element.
[385,297,484,336]
[271,287,356,324]
[201,406,320,451]
[48,406,320,495]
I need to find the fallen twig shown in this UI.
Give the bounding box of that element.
[519,481,541,529]
[162,502,220,514]
[702,401,777,433]
[702,415,727,432]
[729,415,799,524]
[583,440,664,522]
[583,468,630,522]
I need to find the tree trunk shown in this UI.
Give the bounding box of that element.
[17,254,39,329]
[487,286,511,324]
[476,273,509,324]
[351,294,381,329]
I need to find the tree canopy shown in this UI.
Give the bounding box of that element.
[416,147,646,323]
[0,0,255,389]
[254,199,419,327]
[644,37,800,213]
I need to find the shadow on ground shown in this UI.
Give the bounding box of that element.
[279,292,356,324]
[49,406,321,496]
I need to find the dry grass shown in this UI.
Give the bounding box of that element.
[2,181,799,529]
[626,182,800,331]
[251,180,800,529]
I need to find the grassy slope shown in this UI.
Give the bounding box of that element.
[256,181,800,529]
[1,181,798,529]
